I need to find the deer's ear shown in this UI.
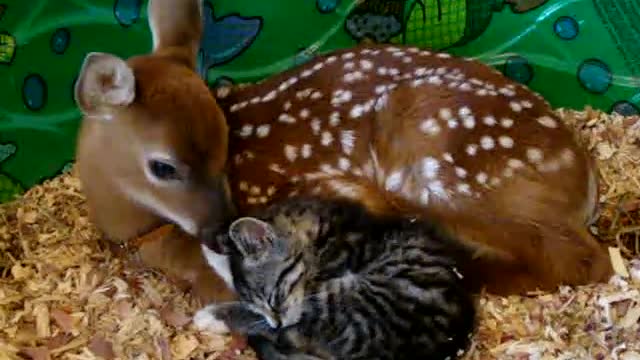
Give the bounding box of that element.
[147,0,203,69]
[228,217,277,258]
[74,52,135,120]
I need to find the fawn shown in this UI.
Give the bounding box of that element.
[73,0,612,300]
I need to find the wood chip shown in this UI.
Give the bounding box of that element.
[610,247,631,278]
[50,309,74,334]
[88,336,115,360]
[19,347,50,360]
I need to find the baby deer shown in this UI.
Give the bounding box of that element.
[73,0,612,298]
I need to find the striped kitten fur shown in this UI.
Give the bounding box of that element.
[196,196,477,360]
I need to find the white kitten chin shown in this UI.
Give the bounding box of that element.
[193,305,230,334]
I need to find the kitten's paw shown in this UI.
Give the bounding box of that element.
[193,305,230,334]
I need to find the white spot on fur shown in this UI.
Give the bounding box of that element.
[320,163,342,176]
[415,67,429,76]
[466,144,478,156]
[344,71,365,83]
[329,111,341,127]
[428,180,447,199]
[500,118,514,128]
[299,109,310,119]
[296,88,313,99]
[283,101,292,111]
[455,167,467,178]
[268,163,286,174]
[267,186,277,196]
[499,87,516,97]
[428,76,443,85]
[526,148,544,163]
[480,136,495,150]
[301,69,313,78]
[238,124,253,138]
[462,116,475,129]
[301,144,312,159]
[385,170,404,191]
[375,85,387,94]
[344,61,355,70]
[374,94,389,111]
[509,101,523,112]
[332,89,352,106]
[262,90,277,102]
[278,113,296,124]
[239,182,249,191]
[456,183,471,195]
[443,153,454,163]
[256,124,270,138]
[338,157,351,171]
[459,83,472,91]
[326,56,337,63]
[420,118,440,135]
[342,52,355,60]
[350,104,365,118]
[321,131,334,146]
[560,148,575,164]
[377,67,388,76]
[437,52,451,58]
[507,158,525,169]
[340,130,356,155]
[490,177,501,186]
[537,115,557,128]
[360,59,373,70]
[421,157,440,179]
[311,90,323,100]
[498,135,514,148]
[459,107,471,117]
[476,89,488,96]
[284,145,298,162]
[310,118,322,135]
[439,108,453,120]
[521,100,533,108]
[475,172,488,184]
[483,116,497,126]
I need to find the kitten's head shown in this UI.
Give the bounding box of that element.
[224,216,308,329]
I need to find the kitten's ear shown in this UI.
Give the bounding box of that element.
[228,217,277,258]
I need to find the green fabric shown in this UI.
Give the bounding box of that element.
[0,0,639,202]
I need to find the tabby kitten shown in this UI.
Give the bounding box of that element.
[195,196,477,360]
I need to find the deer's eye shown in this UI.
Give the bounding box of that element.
[148,159,180,181]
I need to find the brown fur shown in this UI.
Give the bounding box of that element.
[73,0,612,302]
